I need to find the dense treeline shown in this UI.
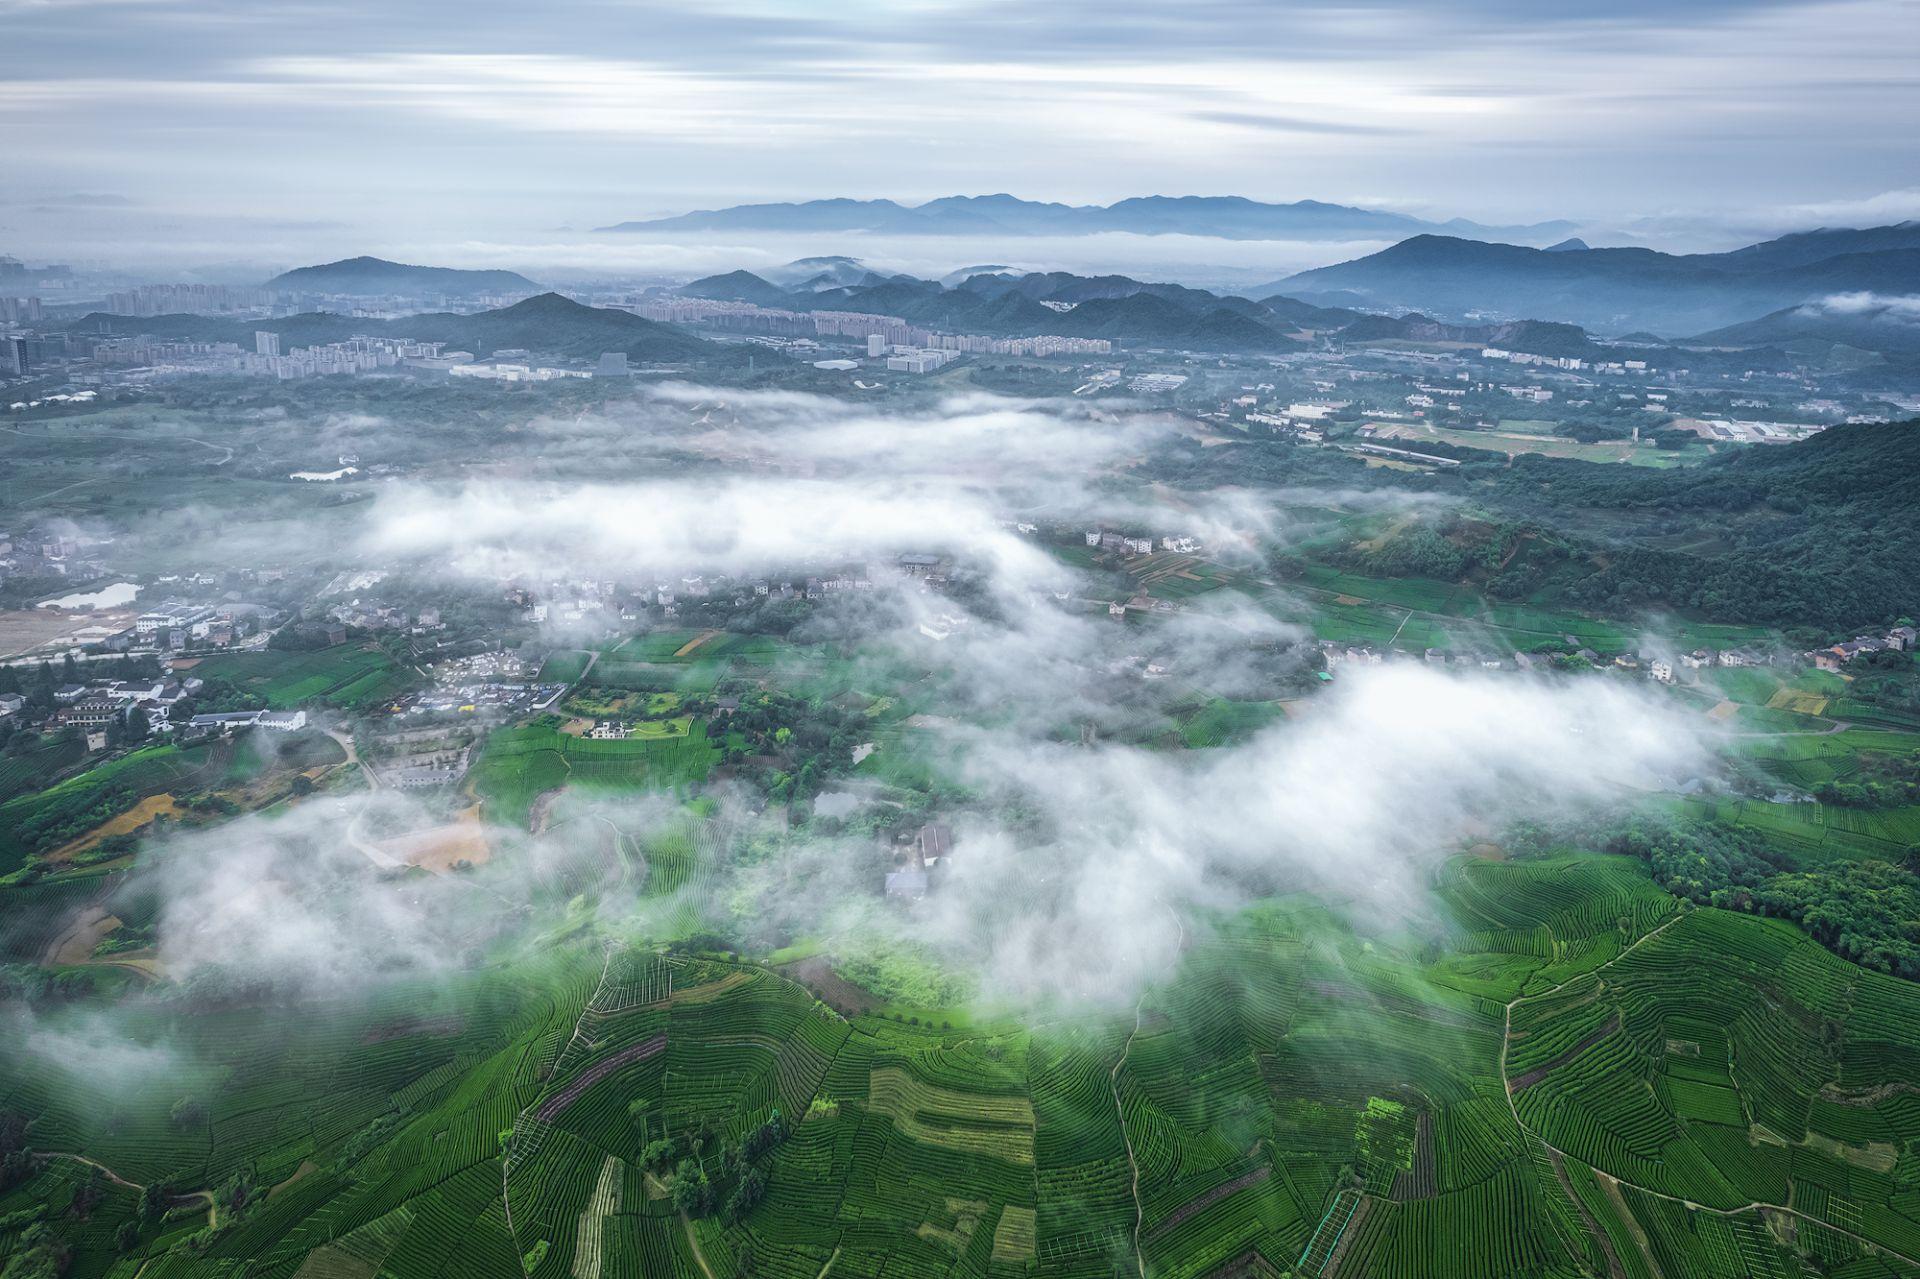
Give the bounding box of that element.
[1458,422,1920,630]
[1514,813,1920,979]
[1142,422,1919,632]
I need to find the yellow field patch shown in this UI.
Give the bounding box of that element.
[867,1067,1035,1165]
[46,793,180,862]
[1706,700,1741,721]
[991,1205,1037,1262]
[915,1198,989,1254]
[672,629,724,658]
[1765,688,1829,716]
[1803,1131,1899,1173]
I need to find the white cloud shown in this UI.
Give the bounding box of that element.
[1804,291,1920,321]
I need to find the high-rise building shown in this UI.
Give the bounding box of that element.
[255,331,281,357]
[867,333,887,358]
[1,335,28,376]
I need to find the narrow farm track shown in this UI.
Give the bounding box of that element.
[44,1150,141,1190]
[1499,909,1920,1271]
[1111,995,1148,1279]
[1109,907,1183,1279]
[43,1151,219,1227]
[683,1212,719,1279]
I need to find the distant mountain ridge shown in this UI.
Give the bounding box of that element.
[266,256,542,296]
[598,193,1577,244]
[1273,223,1920,333]
[669,261,1774,366]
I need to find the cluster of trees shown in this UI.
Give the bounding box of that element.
[640,1113,788,1225]
[266,623,341,652]
[0,1224,69,1279]
[1815,751,1920,808]
[1844,649,1920,717]
[1336,516,1531,585]
[0,964,97,1006]
[714,688,862,804]
[1523,813,1920,980]
[0,1113,30,1195]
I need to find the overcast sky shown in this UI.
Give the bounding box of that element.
[2,0,1917,267]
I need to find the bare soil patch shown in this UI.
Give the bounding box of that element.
[45,905,121,965]
[779,955,886,1016]
[361,1015,464,1045]
[374,805,492,872]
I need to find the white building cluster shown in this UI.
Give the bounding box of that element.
[86,333,456,380]
[1482,347,1587,371]
[105,284,271,317]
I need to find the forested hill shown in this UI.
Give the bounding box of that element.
[1467,421,1920,631]
[265,256,541,295]
[1140,421,1918,633]
[1502,416,1918,509]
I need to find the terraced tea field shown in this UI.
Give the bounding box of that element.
[14,850,1920,1278]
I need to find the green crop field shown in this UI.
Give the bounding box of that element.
[469,717,722,825]
[192,644,405,710]
[0,742,219,873]
[15,849,1920,1278]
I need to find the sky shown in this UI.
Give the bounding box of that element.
[1,0,1917,270]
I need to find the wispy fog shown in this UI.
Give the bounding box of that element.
[70,388,1717,1027]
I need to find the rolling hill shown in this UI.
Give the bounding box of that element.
[265,256,542,296]
[1691,295,1920,357]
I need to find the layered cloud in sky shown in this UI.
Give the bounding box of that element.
[0,0,1914,259]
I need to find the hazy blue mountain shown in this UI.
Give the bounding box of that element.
[403,292,721,360]
[759,256,872,290]
[75,292,722,363]
[598,194,1577,243]
[680,270,797,307]
[265,256,540,296]
[1692,295,1920,357]
[1271,228,1920,332]
[941,264,1025,286]
[1705,221,1920,273]
[660,261,1676,356]
[1255,295,1365,330]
